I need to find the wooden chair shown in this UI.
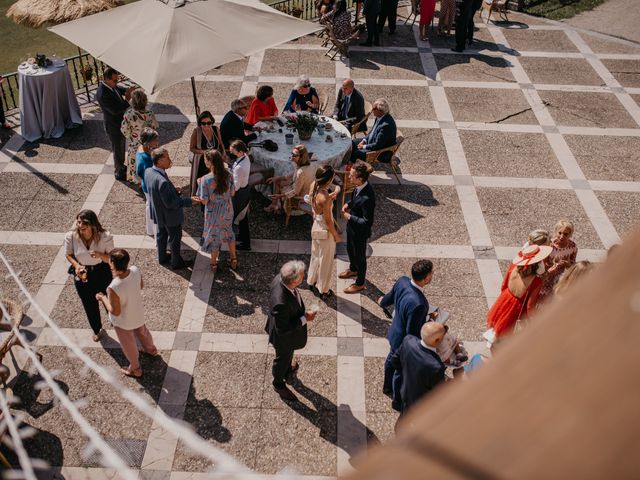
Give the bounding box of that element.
[403,0,419,26]
[318,90,330,115]
[350,100,373,138]
[0,298,25,382]
[364,130,405,185]
[324,25,353,60]
[482,0,509,23]
[283,195,313,227]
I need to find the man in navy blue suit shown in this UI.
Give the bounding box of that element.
[378,260,437,410]
[340,161,376,294]
[350,98,397,163]
[391,322,446,414]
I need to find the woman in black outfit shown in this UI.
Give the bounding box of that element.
[64,210,114,341]
[189,110,225,196]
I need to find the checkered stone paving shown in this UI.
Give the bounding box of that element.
[1,7,639,479]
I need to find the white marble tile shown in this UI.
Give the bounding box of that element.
[176,252,215,332]
[475,258,503,307]
[456,185,492,246]
[199,333,269,354]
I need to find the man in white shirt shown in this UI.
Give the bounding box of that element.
[229,140,253,250]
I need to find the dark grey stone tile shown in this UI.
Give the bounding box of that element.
[173,331,202,351]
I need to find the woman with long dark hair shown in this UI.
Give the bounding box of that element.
[189,110,225,196]
[307,165,341,300]
[64,210,114,341]
[197,150,237,271]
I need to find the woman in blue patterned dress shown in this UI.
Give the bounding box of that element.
[197,150,237,272]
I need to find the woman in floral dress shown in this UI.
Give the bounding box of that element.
[197,150,237,272]
[121,89,158,183]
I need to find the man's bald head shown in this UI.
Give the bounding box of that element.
[421,322,445,348]
[341,78,354,95]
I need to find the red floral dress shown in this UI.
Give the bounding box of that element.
[487,264,543,337]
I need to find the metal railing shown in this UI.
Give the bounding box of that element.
[1,53,108,118]
[268,0,356,20]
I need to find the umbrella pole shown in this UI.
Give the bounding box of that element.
[77,47,91,101]
[191,77,200,118]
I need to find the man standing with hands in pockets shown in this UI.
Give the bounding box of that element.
[265,260,317,402]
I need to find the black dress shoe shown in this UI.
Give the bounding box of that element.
[360,41,373,46]
[451,46,464,52]
[383,388,392,396]
[236,243,252,251]
[273,385,298,402]
[159,256,171,265]
[319,290,334,301]
[391,401,402,412]
[309,284,320,296]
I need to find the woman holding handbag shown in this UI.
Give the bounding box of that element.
[189,110,225,196]
[486,244,552,339]
[64,210,114,341]
[307,165,341,301]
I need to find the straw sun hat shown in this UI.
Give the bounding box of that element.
[512,245,553,267]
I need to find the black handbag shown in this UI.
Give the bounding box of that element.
[249,139,278,152]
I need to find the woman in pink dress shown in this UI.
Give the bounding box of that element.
[419,0,437,41]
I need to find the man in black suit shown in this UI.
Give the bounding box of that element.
[340,160,376,294]
[220,99,258,149]
[350,98,397,163]
[361,0,381,46]
[452,0,483,52]
[391,322,446,414]
[95,68,135,180]
[378,0,399,35]
[333,79,366,135]
[265,260,317,402]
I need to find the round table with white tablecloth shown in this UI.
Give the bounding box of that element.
[250,117,352,182]
[17,59,82,142]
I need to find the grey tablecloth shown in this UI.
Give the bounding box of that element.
[18,61,82,142]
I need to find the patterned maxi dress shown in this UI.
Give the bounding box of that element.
[198,173,235,253]
[121,108,159,183]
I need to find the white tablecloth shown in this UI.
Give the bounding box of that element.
[18,60,82,142]
[250,117,352,179]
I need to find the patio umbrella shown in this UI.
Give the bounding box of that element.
[48,0,321,114]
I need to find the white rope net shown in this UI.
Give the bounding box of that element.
[0,251,293,479]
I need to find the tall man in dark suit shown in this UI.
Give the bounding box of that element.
[333,79,366,135]
[220,99,258,149]
[265,260,317,402]
[350,98,397,163]
[378,260,437,410]
[378,0,399,35]
[391,322,446,414]
[361,0,381,46]
[452,0,483,52]
[95,68,135,180]
[145,148,199,269]
[340,161,376,294]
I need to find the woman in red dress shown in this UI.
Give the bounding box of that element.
[419,0,437,41]
[246,85,278,126]
[487,245,552,338]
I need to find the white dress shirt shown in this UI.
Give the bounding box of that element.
[233,155,251,190]
[353,181,369,198]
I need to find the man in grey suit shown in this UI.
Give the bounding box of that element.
[145,148,199,269]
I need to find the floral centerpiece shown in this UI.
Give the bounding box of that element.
[284,112,319,141]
